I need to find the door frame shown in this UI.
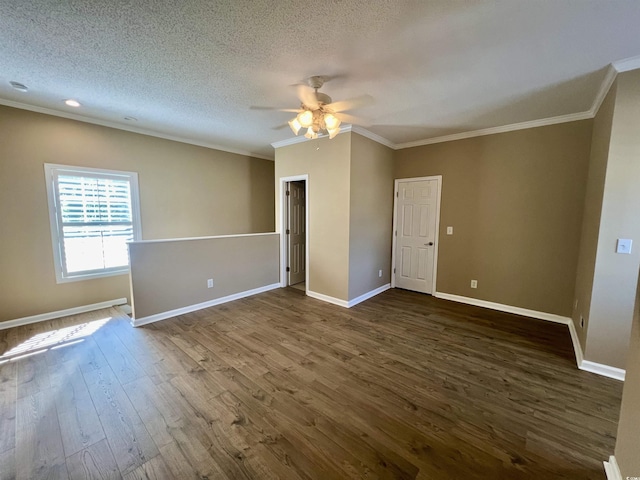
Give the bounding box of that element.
[391,175,442,293]
[279,174,309,292]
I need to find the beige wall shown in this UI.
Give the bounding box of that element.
[584,69,640,368]
[348,133,394,299]
[274,133,352,300]
[394,121,593,317]
[129,234,279,320]
[0,106,275,322]
[614,269,640,478]
[572,82,617,351]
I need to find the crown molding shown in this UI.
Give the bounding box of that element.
[0,99,274,161]
[590,64,618,116]
[350,125,396,149]
[271,134,313,148]
[612,54,640,73]
[394,110,593,150]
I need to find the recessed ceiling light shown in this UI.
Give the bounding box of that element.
[9,81,28,92]
[64,99,81,107]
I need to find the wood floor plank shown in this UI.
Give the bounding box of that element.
[108,329,178,386]
[66,438,121,480]
[207,393,303,480]
[214,389,346,480]
[16,389,68,479]
[0,362,17,454]
[158,426,228,479]
[157,441,206,479]
[77,339,159,476]
[49,361,106,457]
[94,327,146,386]
[213,392,310,479]
[174,327,270,379]
[122,376,187,450]
[148,374,266,479]
[122,454,173,480]
[16,350,50,399]
[0,448,16,480]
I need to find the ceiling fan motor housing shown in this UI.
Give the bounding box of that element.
[307,75,326,89]
[314,92,332,106]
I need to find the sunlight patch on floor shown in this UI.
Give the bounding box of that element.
[0,316,111,363]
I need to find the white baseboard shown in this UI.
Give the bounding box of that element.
[433,291,627,381]
[307,284,391,309]
[306,290,349,308]
[131,283,280,327]
[566,318,625,381]
[0,298,128,330]
[604,456,622,480]
[567,319,584,367]
[348,284,391,307]
[580,360,626,382]
[433,292,572,325]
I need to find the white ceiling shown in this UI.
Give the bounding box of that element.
[1,1,640,159]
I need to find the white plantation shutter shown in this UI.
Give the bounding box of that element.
[44,164,141,282]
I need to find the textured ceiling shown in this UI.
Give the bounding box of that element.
[1,1,640,159]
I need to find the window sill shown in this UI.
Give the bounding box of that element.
[56,269,130,284]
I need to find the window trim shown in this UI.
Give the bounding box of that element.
[44,163,143,283]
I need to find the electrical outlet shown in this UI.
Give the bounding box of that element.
[378,269,383,278]
[446,226,453,235]
[470,280,478,289]
[207,278,213,288]
[580,316,584,328]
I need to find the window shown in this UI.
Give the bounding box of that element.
[44,164,142,283]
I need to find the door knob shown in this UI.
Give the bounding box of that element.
[425,242,434,246]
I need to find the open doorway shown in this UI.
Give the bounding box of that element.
[279,175,309,293]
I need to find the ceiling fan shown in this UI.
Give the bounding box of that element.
[252,75,373,139]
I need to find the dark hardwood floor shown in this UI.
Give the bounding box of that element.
[0,288,622,479]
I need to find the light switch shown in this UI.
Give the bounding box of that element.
[616,239,632,254]
[446,226,453,235]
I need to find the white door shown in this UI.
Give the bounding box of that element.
[287,181,305,285]
[394,179,439,294]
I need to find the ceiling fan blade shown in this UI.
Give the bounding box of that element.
[290,74,347,87]
[325,94,374,113]
[335,113,371,127]
[296,85,319,110]
[250,106,300,112]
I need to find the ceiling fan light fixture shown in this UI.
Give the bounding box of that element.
[297,110,313,128]
[304,127,318,139]
[288,118,302,135]
[324,113,340,130]
[327,127,340,139]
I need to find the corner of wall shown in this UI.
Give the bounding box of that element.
[572,77,618,360]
